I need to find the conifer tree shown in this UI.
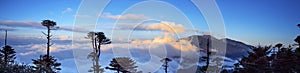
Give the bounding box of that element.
[106,57,138,73]
[86,32,111,73]
[32,20,61,72]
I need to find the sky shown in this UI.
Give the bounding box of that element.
[1,0,300,73]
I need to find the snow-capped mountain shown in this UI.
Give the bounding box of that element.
[174,35,253,72]
[182,35,253,60]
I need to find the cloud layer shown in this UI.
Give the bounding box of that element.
[0,20,88,33]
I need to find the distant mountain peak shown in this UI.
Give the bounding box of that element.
[181,35,253,59]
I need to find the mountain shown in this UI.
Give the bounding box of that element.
[176,35,253,72]
[183,35,253,60]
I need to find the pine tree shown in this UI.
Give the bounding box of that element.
[32,55,61,73]
[106,57,138,73]
[293,24,300,72]
[271,46,297,72]
[234,46,272,73]
[294,36,300,72]
[32,20,61,73]
[86,32,111,73]
[0,45,16,66]
[0,30,35,72]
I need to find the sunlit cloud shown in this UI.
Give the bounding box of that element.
[111,21,197,51]
[131,32,198,51]
[116,21,186,35]
[54,35,71,40]
[146,21,185,35]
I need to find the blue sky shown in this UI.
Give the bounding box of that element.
[1,0,299,45]
[1,0,300,72]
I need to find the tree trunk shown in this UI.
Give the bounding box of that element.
[47,26,50,57]
[165,61,168,73]
[95,56,99,73]
[46,26,51,72]
[206,38,210,71]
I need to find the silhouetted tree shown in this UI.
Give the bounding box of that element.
[86,32,111,73]
[294,24,300,72]
[0,30,35,72]
[31,20,61,72]
[106,57,138,73]
[234,46,272,73]
[32,55,61,73]
[0,30,16,67]
[41,20,58,58]
[0,45,16,66]
[0,63,35,73]
[161,57,172,73]
[271,46,297,72]
[197,38,218,73]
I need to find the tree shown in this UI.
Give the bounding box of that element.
[271,46,297,72]
[161,57,172,73]
[41,20,58,57]
[32,20,61,72]
[0,30,16,67]
[0,45,16,66]
[40,20,59,70]
[0,30,35,72]
[106,57,138,73]
[197,38,217,73]
[0,63,35,73]
[86,32,111,73]
[294,24,300,71]
[32,55,61,73]
[234,46,272,73]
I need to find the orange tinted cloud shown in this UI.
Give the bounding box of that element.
[131,32,197,51]
[147,21,185,35]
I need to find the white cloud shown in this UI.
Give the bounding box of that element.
[62,8,73,14]
[116,21,186,35]
[101,13,148,20]
[0,20,88,33]
[146,21,186,35]
[0,20,43,29]
[131,32,198,51]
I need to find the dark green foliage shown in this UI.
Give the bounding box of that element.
[106,57,138,73]
[234,46,272,73]
[41,20,57,28]
[294,36,300,72]
[0,45,35,72]
[32,55,61,73]
[271,46,297,72]
[234,45,300,73]
[0,63,35,73]
[0,45,16,66]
